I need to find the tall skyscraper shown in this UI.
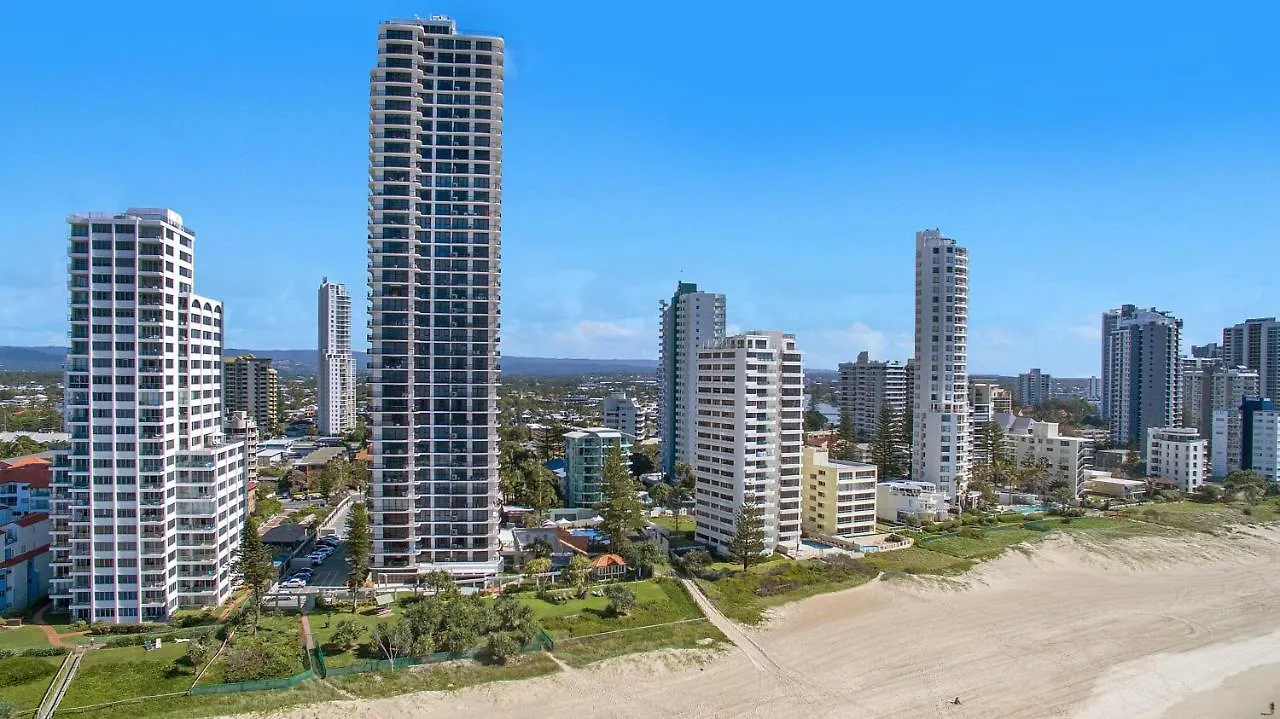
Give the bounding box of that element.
[317,278,356,436]
[837,351,908,441]
[367,17,505,580]
[692,332,803,556]
[912,229,969,501]
[658,282,726,478]
[223,355,279,433]
[1101,305,1183,450]
[52,209,248,622]
[1222,318,1280,401]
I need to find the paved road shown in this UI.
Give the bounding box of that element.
[308,545,350,588]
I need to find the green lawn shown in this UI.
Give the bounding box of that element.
[918,527,1043,560]
[524,578,699,639]
[0,625,52,650]
[695,557,880,625]
[553,619,726,668]
[197,613,304,685]
[861,546,974,576]
[648,516,694,534]
[58,643,197,711]
[0,655,63,713]
[309,608,390,668]
[53,680,345,719]
[326,653,560,699]
[1119,501,1279,532]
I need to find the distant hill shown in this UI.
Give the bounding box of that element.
[0,346,657,378]
[0,346,67,372]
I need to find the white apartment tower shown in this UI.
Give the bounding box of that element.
[52,209,247,622]
[1222,318,1280,401]
[837,351,908,440]
[912,229,970,501]
[317,278,356,436]
[693,332,803,556]
[659,282,726,478]
[367,17,505,581]
[602,393,643,441]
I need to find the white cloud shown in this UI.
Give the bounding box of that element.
[552,320,638,342]
[798,321,913,369]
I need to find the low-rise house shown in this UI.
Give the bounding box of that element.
[875,480,947,522]
[0,511,50,614]
[1082,470,1147,500]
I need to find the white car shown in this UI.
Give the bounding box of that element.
[281,578,306,589]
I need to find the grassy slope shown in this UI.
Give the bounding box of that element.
[0,655,63,713]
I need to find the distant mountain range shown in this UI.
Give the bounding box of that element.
[0,346,657,378]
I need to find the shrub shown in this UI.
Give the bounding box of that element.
[1024,512,1046,521]
[106,635,146,647]
[996,513,1022,523]
[1242,505,1254,516]
[223,637,299,682]
[20,647,68,657]
[330,619,363,651]
[0,650,13,660]
[88,622,166,636]
[604,584,637,616]
[957,527,984,539]
[486,631,520,665]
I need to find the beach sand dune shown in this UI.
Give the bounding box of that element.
[248,529,1280,719]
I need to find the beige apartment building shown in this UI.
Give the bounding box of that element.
[802,446,877,539]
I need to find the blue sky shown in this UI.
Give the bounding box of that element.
[1,1,1277,375]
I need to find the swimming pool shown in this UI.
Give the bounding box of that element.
[802,539,834,550]
[1009,504,1052,514]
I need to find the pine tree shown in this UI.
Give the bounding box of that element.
[870,402,902,478]
[233,515,274,634]
[599,443,645,550]
[345,502,372,611]
[838,410,856,444]
[728,500,767,571]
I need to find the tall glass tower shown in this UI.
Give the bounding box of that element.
[367,16,505,581]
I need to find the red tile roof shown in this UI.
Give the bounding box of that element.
[0,455,50,469]
[14,512,48,528]
[0,462,51,489]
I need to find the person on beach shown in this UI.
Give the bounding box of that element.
[952,697,962,706]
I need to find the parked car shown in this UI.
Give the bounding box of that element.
[281,578,305,589]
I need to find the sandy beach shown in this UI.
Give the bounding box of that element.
[248,528,1280,719]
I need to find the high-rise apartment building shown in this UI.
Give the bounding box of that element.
[968,381,1011,467]
[226,411,260,489]
[52,209,248,622]
[562,428,630,508]
[1181,357,1220,434]
[1146,426,1208,493]
[1212,397,1280,480]
[1101,305,1183,451]
[1016,368,1052,406]
[837,351,908,440]
[317,278,356,437]
[367,17,505,581]
[223,355,278,433]
[658,282,726,478]
[1191,342,1222,359]
[912,229,969,501]
[693,332,803,556]
[602,393,643,441]
[1222,318,1280,401]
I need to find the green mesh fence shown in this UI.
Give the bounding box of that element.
[189,669,314,695]
[313,629,555,678]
